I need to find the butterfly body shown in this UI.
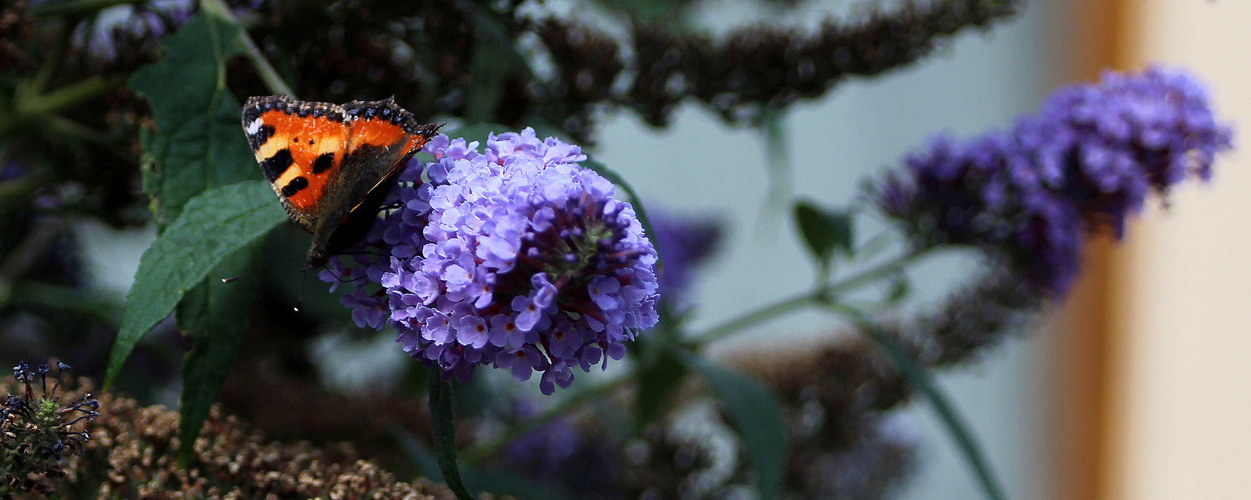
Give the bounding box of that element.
[241,95,440,270]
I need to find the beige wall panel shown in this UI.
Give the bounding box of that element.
[1108,2,1251,499]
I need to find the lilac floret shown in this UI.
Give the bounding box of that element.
[321,128,660,394]
[877,66,1234,295]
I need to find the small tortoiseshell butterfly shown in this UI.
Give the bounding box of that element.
[241,95,440,270]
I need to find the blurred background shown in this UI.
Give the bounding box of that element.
[6,0,1249,498]
[599,0,1251,499]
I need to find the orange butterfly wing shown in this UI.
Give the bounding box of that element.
[242,95,440,269]
[243,96,350,231]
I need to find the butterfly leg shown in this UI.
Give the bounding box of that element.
[320,264,372,284]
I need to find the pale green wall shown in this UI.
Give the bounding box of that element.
[594,1,1079,498]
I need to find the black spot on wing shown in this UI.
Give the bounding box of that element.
[242,105,262,124]
[260,148,294,182]
[281,176,309,197]
[312,152,335,174]
[248,124,275,151]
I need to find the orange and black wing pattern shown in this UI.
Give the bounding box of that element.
[242,95,352,232]
[242,95,440,268]
[326,98,440,224]
[241,95,439,231]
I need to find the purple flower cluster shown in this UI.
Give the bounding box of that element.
[877,67,1233,295]
[323,129,660,394]
[502,400,584,479]
[77,0,194,65]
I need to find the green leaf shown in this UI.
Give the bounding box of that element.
[104,181,287,390]
[176,245,260,466]
[125,9,277,450]
[395,426,442,480]
[9,281,122,326]
[853,317,1007,500]
[679,352,786,500]
[128,11,256,227]
[633,334,688,431]
[794,200,853,270]
[464,42,513,124]
[454,0,534,125]
[457,0,535,77]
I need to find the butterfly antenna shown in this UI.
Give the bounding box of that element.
[340,248,391,266]
[221,258,279,283]
[294,269,310,312]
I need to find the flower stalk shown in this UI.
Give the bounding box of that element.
[428,366,474,500]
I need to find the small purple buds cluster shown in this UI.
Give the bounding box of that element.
[2,361,99,494]
[877,67,1233,295]
[323,129,659,394]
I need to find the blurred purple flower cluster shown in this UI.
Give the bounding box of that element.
[323,129,659,393]
[74,0,194,65]
[649,210,722,311]
[878,66,1233,294]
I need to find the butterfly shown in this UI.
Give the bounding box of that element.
[241,95,440,270]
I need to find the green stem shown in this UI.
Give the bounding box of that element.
[2,76,116,135]
[0,218,64,282]
[690,249,927,347]
[30,75,114,113]
[689,291,819,348]
[823,250,923,297]
[828,305,1008,500]
[201,0,295,96]
[30,25,66,95]
[45,116,113,145]
[849,229,897,263]
[761,104,792,211]
[233,22,294,96]
[427,367,475,500]
[461,374,630,464]
[0,175,52,210]
[8,281,124,327]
